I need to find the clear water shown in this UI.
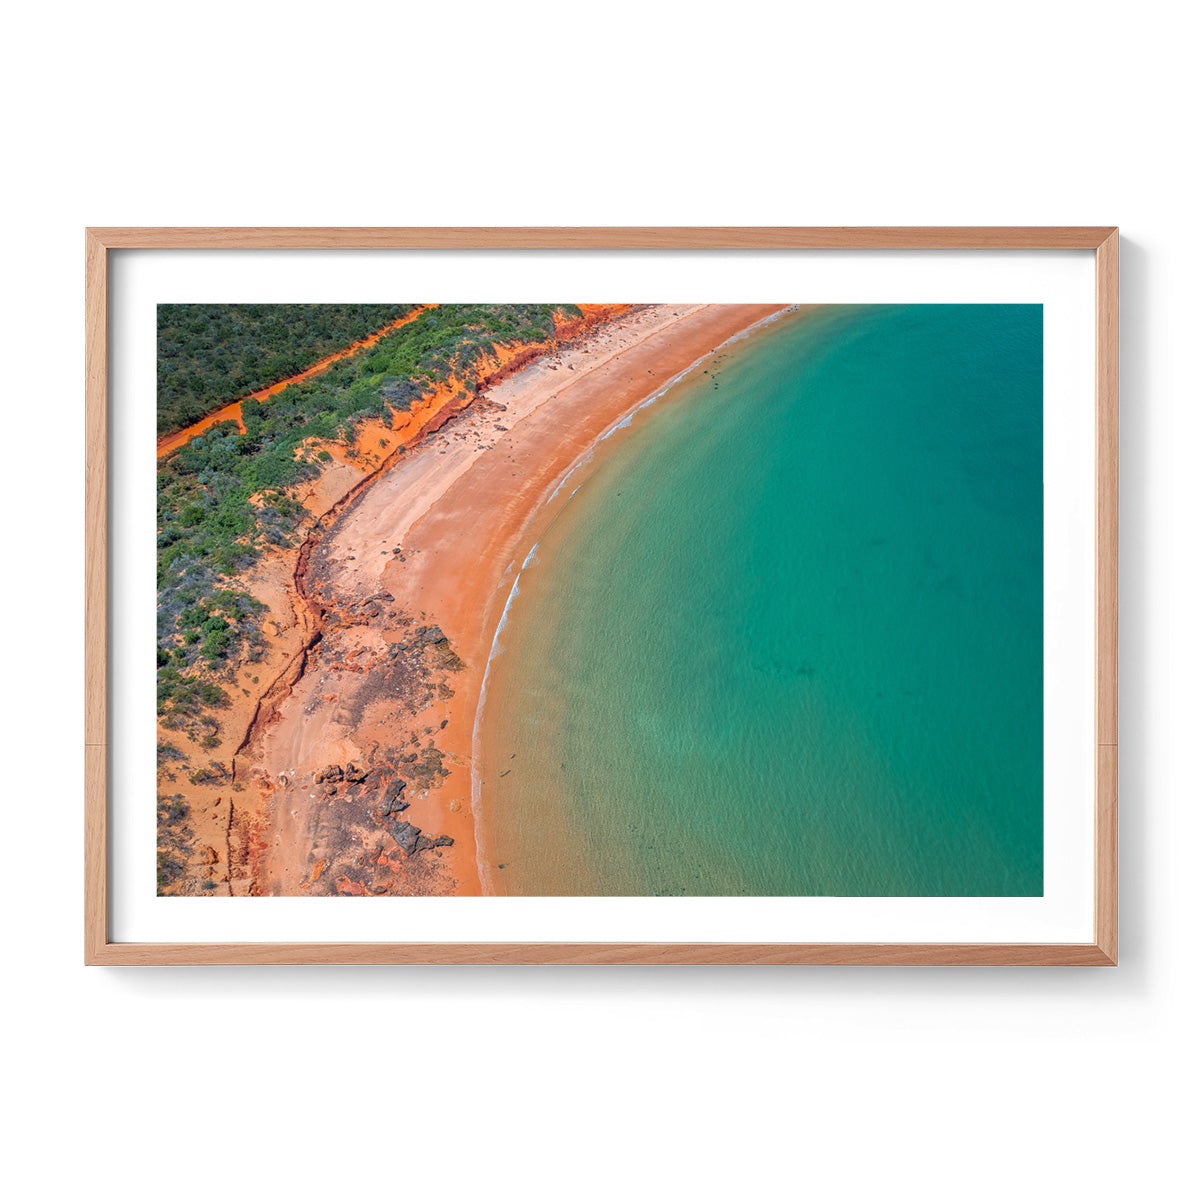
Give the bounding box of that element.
[482,305,1043,895]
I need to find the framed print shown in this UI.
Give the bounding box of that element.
[85,226,1118,964]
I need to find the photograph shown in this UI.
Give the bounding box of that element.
[14,0,1195,1189]
[155,300,1044,900]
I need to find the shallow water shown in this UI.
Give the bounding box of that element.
[481,305,1043,896]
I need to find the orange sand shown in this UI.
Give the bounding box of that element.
[161,308,647,894]
[239,304,787,894]
[158,305,631,895]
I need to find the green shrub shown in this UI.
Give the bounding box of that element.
[156,305,578,744]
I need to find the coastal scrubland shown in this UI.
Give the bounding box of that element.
[156,304,419,435]
[156,303,583,891]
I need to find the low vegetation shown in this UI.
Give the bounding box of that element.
[156,793,193,890]
[156,303,417,435]
[156,304,578,742]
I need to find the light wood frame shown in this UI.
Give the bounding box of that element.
[85,227,1118,965]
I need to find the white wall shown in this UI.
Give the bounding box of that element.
[3,2,1193,1195]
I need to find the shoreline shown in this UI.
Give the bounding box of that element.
[158,304,629,894]
[237,303,791,895]
[469,304,801,891]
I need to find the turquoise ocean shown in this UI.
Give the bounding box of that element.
[480,305,1044,895]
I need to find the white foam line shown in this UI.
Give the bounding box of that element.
[469,304,796,892]
[546,455,592,504]
[470,541,540,891]
[542,306,795,509]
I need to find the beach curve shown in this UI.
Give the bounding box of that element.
[238,302,791,895]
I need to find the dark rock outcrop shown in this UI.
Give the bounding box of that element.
[388,820,421,856]
[385,816,453,856]
[381,779,408,815]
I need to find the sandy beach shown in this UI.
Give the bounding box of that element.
[233,302,788,895]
